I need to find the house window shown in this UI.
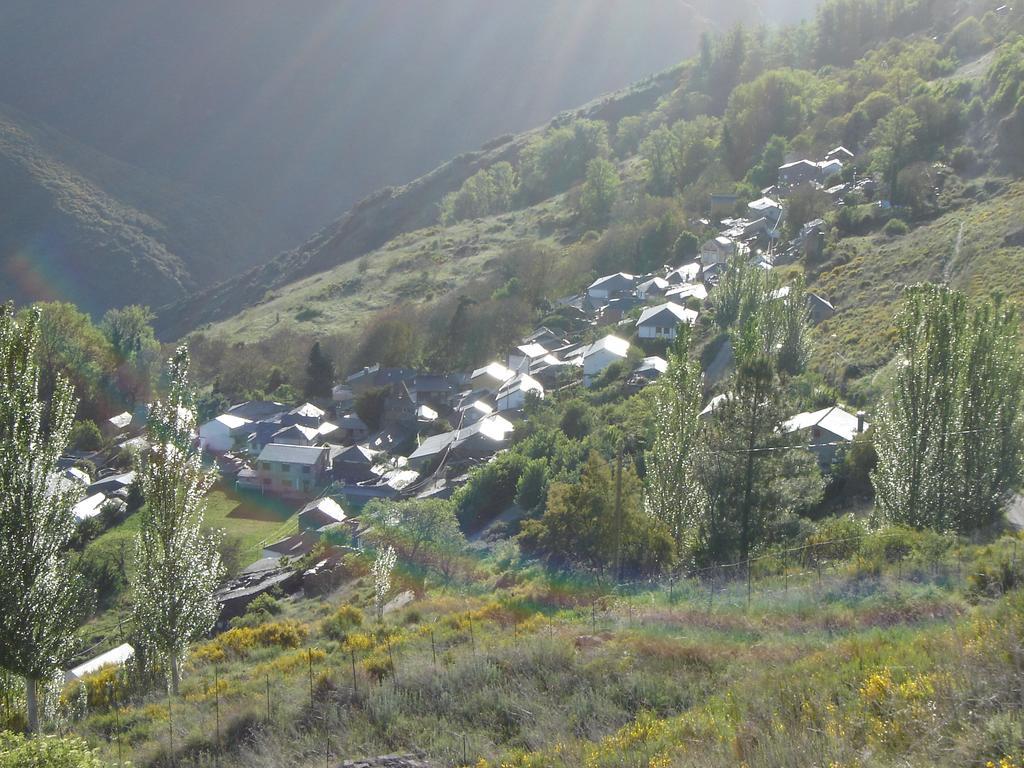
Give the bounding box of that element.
[302,466,311,474]
[812,427,822,439]
[281,464,291,473]
[260,462,271,471]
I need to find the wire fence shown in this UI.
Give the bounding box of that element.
[46,527,1022,768]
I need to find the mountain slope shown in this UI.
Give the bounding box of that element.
[0,104,269,316]
[0,0,821,256]
[154,70,682,339]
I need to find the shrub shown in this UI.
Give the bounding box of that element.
[69,421,103,452]
[195,620,307,661]
[808,515,867,562]
[0,733,105,767]
[950,146,976,174]
[322,604,365,641]
[883,218,909,236]
[229,592,282,628]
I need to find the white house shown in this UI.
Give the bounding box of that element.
[65,643,135,683]
[199,413,253,453]
[587,272,637,301]
[747,196,783,220]
[700,236,739,269]
[298,497,347,531]
[582,335,631,387]
[783,406,868,466]
[496,374,544,412]
[508,343,550,373]
[72,492,107,523]
[470,362,515,394]
[665,283,709,304]
[636,302,698,340]
[637,276,670,300]
[666,262,701,285]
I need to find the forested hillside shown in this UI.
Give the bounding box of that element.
[0,0,814,272]
[182,0,1024,403]
[0,104,270,316]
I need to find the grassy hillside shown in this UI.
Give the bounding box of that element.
[180,0,1024,406]
[0,104,270,317]
[0,1,821,254]
[58,530,1024,767]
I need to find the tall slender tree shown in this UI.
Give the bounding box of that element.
[873,285,1024,532]
[129,348,222,694]
[0,304,83,732]
[645,327,708,556]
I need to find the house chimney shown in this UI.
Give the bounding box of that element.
[856,411,866,434]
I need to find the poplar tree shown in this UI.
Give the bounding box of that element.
[130,348,222,694]
[874,285,1024,532]
[0,304,83,732]
[645,327,708,556]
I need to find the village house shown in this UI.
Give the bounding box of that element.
[255,443,331,496]
[586,272,637,301]
[336,413,370,444]
[637,276,670,300]
[102,411,133,439]
[270,423,319,447]
[298,497,347,531]
[522,326,567,349]
[783,406,868,467]
[666,262,702,285]
[225,400,287,423]
[407,374,459,409]
[469,362,515,395]
[636,302,698,341]
[778,159,822,186]
[748,196,783,221]
[72,492,108,523]
[665,282,709,304]
[332,444,381,483]
[496,373,544,412]
[199,413,253,453]
[346,364,417,394]
[455,398,495,426]
[331,384,355,408]
[65,643,135,683]
[630,356,668,387]
[700,236,741,268]
[406,414,515,471]
[507,343,551,374]
[582,335,631,387]
[808,293,837,324]
[825,146,855,163]
[262,530,323,560]
[282,403,326,429]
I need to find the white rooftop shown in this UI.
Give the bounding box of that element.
[783,406,867,442]
[72,492,107,523]
[65,643,134,682]
[637,302,699,327]
[583,335,631,359]
[470,362,515,383]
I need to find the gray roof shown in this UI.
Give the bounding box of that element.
[258,444,328,466]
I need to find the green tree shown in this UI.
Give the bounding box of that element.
[304,341,335,400]
[519,452,675,576]
[520,120,610,203]
[870,105,921,205]
[362,498,466,572]
[102,305,160,408]
[645,328,708,555]
[873,285,1024,532]
[28,302,116,421]
[578,157,621,227]
[640,124,680,196]
[129,348,222,694]
[68,420,103,452]
[0,305,83,732]
[745,135,788,190]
